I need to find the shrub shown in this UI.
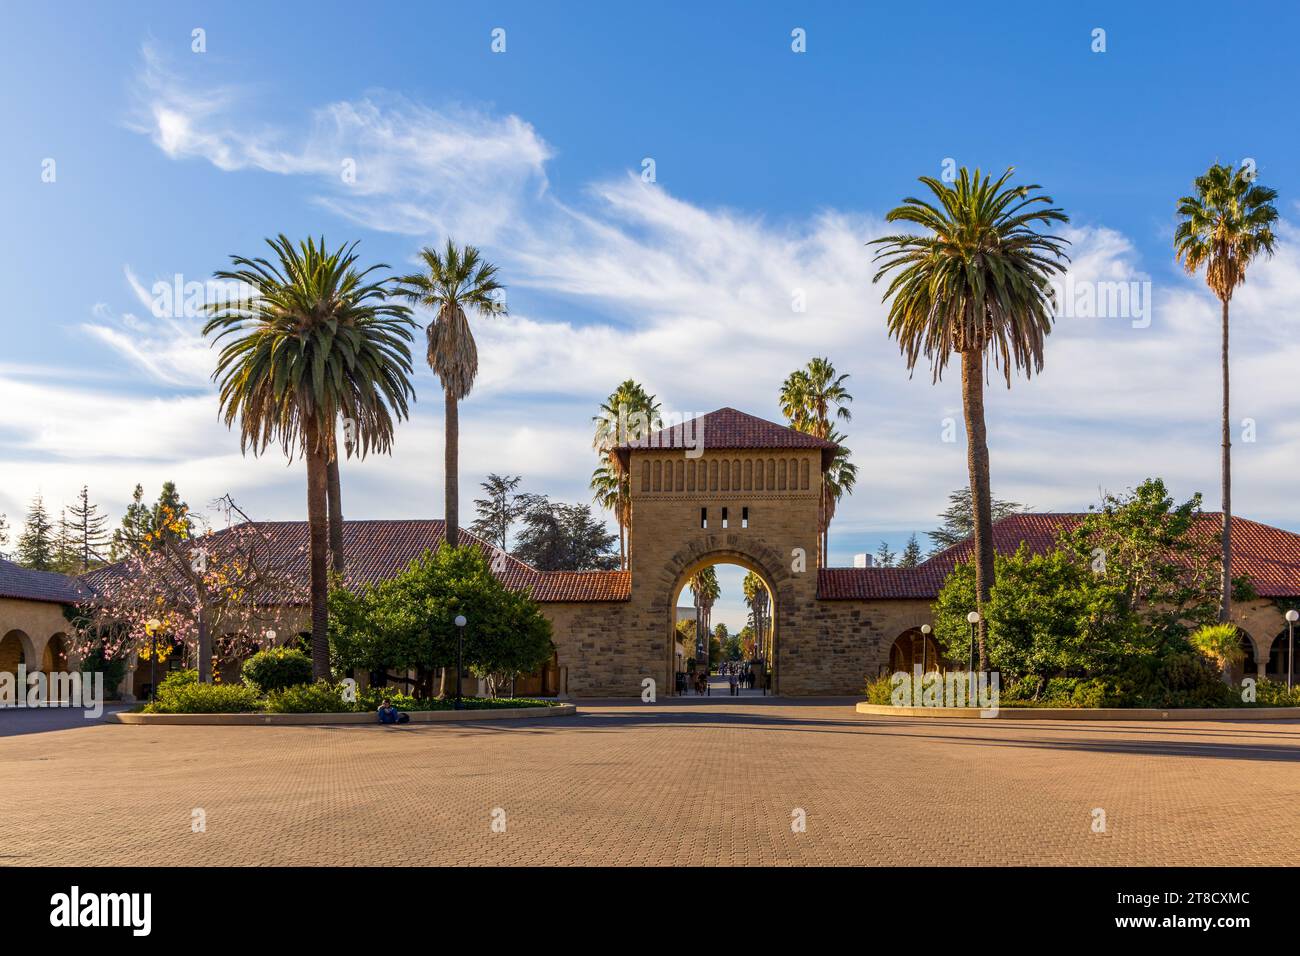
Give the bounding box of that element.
[863,673,895,705]
[242,647,313,694]
[145,681,261,714]
[158,669,198,693]
[355,685,418,712]
[263,681,352,714]
[1189,623,1245,673]
[1253,679,1300,707]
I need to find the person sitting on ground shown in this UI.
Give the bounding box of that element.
[377,699,410,725]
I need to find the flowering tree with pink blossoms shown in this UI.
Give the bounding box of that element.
[71,500,308,683]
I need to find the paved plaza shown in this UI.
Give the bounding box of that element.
[2,689,1298,866]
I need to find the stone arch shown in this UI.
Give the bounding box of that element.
[888,626,943,675]
[1236,628,1269,682]
[0,629,37,676]
[1265,628,1297,684]
[658,536,794,695]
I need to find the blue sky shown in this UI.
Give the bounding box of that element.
[3,0,1299,629]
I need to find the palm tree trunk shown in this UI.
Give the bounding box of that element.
[1219,297,1232,623]
[444,387,460,548]
[326,437,346,576]
[306,424,331,681]
[961,349,994,672]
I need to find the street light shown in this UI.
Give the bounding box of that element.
[144,618,162,702]
[920,624,932,673]
[966,611,980,672]
[454,615,467,710]
[1286,609,1298,692]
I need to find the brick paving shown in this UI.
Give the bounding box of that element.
[2,695,1297,866]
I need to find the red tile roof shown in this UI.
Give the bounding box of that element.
[79,519,629,604]
[614,407,838,471]
[818,512,1300,600]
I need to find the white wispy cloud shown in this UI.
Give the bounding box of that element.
[10,45,1300,559]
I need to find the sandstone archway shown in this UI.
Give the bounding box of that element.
[660,537,795,695]
[0,629,36,675]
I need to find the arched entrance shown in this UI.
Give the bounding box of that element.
[663,544,789,696]
[887,627,943,676]
[0,629,35,675]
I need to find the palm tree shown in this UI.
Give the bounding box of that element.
[779,358,854,565]
[871,167,1069,670]
[742,570,771,661]
[396,240,507,548]
[1175,163,1278,623]
[688,566,720,665]
[204,235,416,681]
[591,380,662,569]
[821,426,859,567]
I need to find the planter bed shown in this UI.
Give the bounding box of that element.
[855,702,1300,721]
[112,702,577,725]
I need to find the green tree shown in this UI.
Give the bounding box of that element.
[512,495,618,571]
[779,357,855,565]
[66,485,109,572]
[688,566,720,663]
[16,495,56,570]
[874,540,896,568]
[110,484,153,559]
[330,544,553,694]
[0,512,9,550]
[898,533,923,568]
[1174,162,1279,623]
[872,167,1069,669]
[205,235,416,681]
[742,571,771,662]
[469,473,524,551]
[928,488,1027,551]
[395,241,507,549]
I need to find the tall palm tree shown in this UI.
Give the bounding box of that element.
[688,566,720,665]
[742,570,771,661]
[871,167,1069,670]
[396,240,507,548]
[204,235,416,681]
[591,380,662,569]
[821,426,859,567]
[1175,163,1278,623]
[779,358,854,565]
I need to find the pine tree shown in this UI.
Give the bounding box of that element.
[874,540,896,568]
[0,512,9,551]
[469,474,524,551]
[110,484,153,559]
[898,533,923,568]
[16,495,56,570]
[53,507,81,574]
[66,485,109,571]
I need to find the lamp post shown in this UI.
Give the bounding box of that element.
[965,612,980,674]
[920,624,932,673]
[1286,610,1298,692]
[966,612,980,704]
[454,615,467,710]
[144,618,161,702]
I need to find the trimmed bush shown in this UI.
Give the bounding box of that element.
[145,681,261,714]
[158,669,198,693]
[241,647,313,694]
[264,681,353,714]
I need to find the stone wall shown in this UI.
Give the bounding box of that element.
[537,447,936,697]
